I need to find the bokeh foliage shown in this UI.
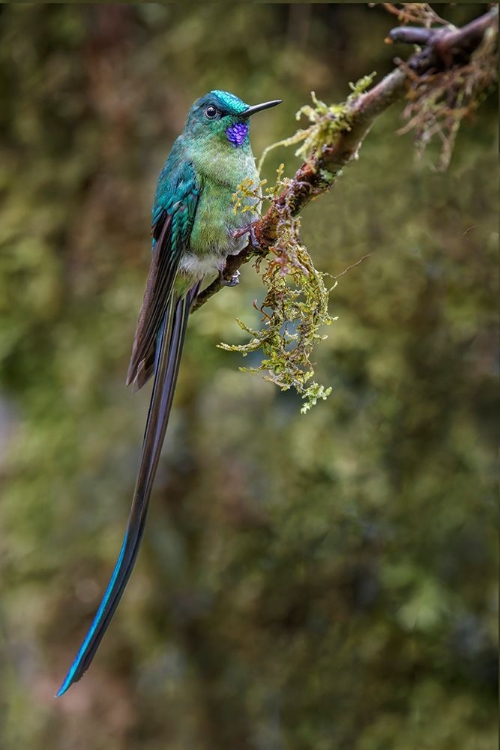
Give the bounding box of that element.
[0,4,497,749]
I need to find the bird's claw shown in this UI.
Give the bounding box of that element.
[233,220,260,251]
[219,269,240,287]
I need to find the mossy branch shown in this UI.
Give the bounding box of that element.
[192,5,497,315]
[191,5,498,407]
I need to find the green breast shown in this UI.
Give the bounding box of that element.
[188,141,260,258]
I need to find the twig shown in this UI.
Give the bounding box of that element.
[334,254,372,280]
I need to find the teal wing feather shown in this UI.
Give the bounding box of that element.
[127,153,200,390]
[57,154,200,697]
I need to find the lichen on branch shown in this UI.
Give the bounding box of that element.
[219,169,334,413]
[258,74,376,172]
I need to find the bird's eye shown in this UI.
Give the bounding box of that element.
[205,105,218,119]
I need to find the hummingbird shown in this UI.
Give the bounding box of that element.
[56,90,281,696]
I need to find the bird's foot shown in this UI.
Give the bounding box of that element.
[219,269,240,287]
[247,221,260,251]
[233,220,260,251]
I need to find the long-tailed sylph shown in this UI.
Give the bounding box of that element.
[57,90,281,695]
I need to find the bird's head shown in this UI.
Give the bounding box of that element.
[184,90,281,148]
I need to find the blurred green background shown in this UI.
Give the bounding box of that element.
[0,4,497,749]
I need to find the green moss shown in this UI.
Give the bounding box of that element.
[223,168,334,412]
[258,77,376,172]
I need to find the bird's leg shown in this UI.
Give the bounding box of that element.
[218,221,261,290]
[233,220,260,251]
